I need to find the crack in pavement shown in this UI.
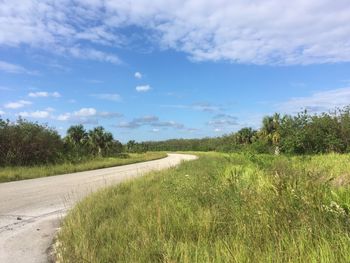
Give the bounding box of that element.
[0,209,67,234]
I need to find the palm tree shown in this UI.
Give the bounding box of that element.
[66,124,87,145]
[236,127,256,144]
[126,140,136,152]
[261,113,281,153]
[88,126,114,156]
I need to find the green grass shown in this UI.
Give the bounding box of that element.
[0,152,167,183]
[57,152,350,262]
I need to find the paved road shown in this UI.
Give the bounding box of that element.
[0,153,197,263]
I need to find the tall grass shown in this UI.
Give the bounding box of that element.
[57,153,350,262]
[0,152,166,183]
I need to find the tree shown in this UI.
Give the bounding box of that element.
[66,124,88,145]
[0,118,63,166]
[108,140,123,155]
[339,106,350,150]
[260,113,281,154]
[235,127,256,144]
[126,140,136,152]
[88,126,114,156]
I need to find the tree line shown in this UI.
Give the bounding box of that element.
[143,106,350,155]
[0,119,123,166]
[1,106,350,166]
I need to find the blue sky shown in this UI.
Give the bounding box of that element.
[1,0,350,142]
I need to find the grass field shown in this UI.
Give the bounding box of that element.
[57,152,350,262]
[0,152,167,183]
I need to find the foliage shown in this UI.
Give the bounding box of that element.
[0,119,124,166]
[2,105,350,167]
[88,126,114,156]
[144,106,350,155]
[0,118,63,166]
[0,152,166,183]
[126,140,149,153]
[57,153,350,262]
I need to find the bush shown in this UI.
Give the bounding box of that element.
[0,118,64,166]
[0,119,125,166]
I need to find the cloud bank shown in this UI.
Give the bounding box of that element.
[4,100,32,109]
[0,60,37,74]
[57,107,122,124]
[279,87,350,113]
[1,1,350,65]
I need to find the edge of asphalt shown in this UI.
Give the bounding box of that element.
[49,153,198,262]
[0,152,170,185]
[0,153,198,263]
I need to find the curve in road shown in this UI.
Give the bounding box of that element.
[0,153,197,263]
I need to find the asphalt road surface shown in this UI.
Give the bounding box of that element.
[0,153,197,263]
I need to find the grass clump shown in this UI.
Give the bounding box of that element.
[0,152,166,183]
[57,153,350,262]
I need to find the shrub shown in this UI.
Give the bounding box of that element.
[0,118,63,166]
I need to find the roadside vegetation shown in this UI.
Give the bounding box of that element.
[57,152,350,262]
[2,106,350,261]
[144,106,350,155]
[0,152,166,183]
[0,118,165,182]
[2,105,350,170]
[0,119,125,166]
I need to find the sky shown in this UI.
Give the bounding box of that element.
[1,0,350,142]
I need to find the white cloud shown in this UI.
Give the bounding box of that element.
[91,93,121,101]
[0,1,121,64]
[56,107,122,124]
[18,110,50,119]
[28,91,61,98]
[4,100,32,109]
[74,108,97,117]
[65,46,121,64]
[1,1,350,65]
[136,85,151,92]
[0,110,5,115]
[52,92,61,98]
[134,72,142,79]
[0,60,37,74]
[75,25,123,46]
[45,107,55,112]
[57,113,70,121]
[279,87,350,113]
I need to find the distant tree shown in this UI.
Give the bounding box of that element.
[279,111,309,154]
[339,106,350,150]
[308,113,343,153]
[126,140,136,152]
[235,127,256,144]
[107,140,123,155]
[260,113,281,154]
[66,124,88,146]
[88,126,114,156]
